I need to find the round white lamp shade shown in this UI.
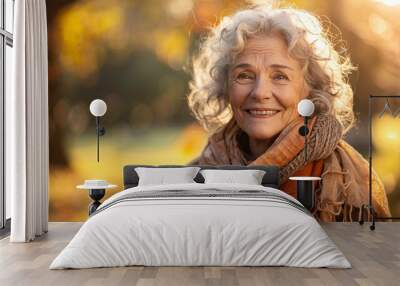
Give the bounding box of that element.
[297,99,315,117]
[90,99,107,117]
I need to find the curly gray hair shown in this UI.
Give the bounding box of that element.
[187,3,356,134]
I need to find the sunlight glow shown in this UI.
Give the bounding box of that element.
[374,0,400,6]
[369,14,388,35]
[373,115,400,149]
[386,131,398,140]
[166,0,193,19]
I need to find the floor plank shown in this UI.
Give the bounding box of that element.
[0,222,399,286]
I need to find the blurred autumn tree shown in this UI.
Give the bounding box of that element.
[47,0,77,167]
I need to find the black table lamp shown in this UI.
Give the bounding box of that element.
[89,99,107,162]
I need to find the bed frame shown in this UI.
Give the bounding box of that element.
[123,165,280,190]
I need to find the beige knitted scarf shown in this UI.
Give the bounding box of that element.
[190,114,391,221]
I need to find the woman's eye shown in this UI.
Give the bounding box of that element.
[238,73,252,79]
[234,72,255,84]
[273,73,289,81]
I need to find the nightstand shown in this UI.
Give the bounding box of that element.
[289,176,321,210]
[77,180,117,215]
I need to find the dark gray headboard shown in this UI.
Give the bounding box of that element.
[123,165,280,189]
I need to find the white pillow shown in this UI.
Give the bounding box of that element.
[135,167,201,186]
[200,169,266,185]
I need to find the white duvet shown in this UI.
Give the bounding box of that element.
[50,183,351,269]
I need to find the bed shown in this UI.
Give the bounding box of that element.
[49,165,350,269]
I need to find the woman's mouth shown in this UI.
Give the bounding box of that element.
[246,109,281,118]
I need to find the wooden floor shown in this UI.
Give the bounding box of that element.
[0,222,399,286]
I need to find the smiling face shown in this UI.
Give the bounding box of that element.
[228,34,309,144]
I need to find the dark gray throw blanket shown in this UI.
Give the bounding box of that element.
[91,189,310,217]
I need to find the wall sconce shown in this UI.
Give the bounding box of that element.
[89,99,107,162]
[297,99,315,162]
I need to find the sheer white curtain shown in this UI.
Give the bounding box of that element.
[7,0,49,242]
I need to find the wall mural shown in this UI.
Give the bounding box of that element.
[47,0,400,221]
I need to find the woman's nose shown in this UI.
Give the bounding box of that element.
[249,76,272,100]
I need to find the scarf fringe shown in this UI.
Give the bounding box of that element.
[315,168,368,222]
[314,200,376,222]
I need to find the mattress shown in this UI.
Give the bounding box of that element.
[50,183,351,269]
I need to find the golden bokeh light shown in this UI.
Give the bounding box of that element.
[373,114,400,150]
[374,0,400,6]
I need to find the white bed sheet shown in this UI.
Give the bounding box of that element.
[50,183,351,269]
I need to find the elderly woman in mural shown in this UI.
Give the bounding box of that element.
[187,4,391,221]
